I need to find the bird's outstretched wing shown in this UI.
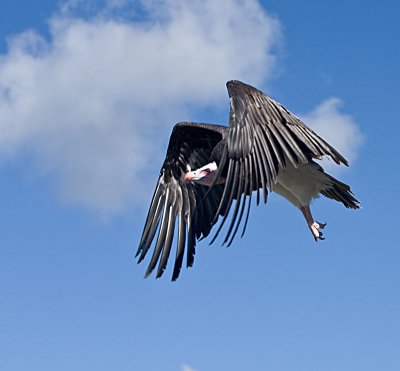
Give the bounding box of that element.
[211,80,348,246]
[136,122,226,280]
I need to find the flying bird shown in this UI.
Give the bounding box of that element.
[136,80,359,280]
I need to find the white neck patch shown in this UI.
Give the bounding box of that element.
[199,161,218,172]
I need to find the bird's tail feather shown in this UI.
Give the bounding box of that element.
[321,174,360,209]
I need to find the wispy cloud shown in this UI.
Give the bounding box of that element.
[0,0,281,216]
[301,97,364,172]
[181,364,197,371]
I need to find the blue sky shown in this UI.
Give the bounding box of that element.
[0,1,399,370]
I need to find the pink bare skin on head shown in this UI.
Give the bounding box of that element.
[184,162,225,186]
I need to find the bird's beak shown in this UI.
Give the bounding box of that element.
[184,171,202,183]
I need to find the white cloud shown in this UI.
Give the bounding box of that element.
[0,0,362,217]
[181,364,197,371]
[301,97,363,172]
[0,0,282,216]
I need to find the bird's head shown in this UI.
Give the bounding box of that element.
[184,162,219,186]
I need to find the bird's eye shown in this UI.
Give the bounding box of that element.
[203,169,211,174]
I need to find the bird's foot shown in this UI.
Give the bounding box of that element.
[310,221,326,241]
[300,206,326,242]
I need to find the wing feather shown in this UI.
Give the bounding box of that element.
[211,80,350,245]
[144,188,171,278]
[157,195,178,278]
[136,122,226,280]
[172,210,186,281]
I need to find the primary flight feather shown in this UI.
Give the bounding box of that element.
[136,80,360,280]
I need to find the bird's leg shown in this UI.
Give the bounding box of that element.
[300,205,326,241]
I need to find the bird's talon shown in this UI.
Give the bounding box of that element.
[309,221,327,241]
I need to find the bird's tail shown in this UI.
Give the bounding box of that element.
[320,174,360,209]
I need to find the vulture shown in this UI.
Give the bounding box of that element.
[136,80,359,280]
